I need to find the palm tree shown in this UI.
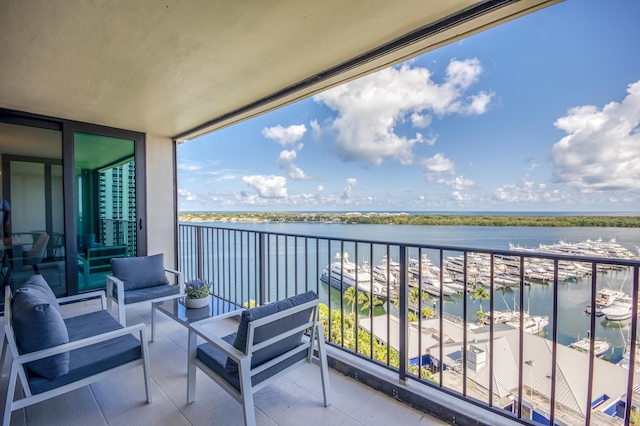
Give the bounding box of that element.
[471,285,490,314]
[360,292,382,314]
[343,286,358,310]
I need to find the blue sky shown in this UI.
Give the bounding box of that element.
[178,0,640,213]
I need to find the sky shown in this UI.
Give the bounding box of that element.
[177,0,640,213]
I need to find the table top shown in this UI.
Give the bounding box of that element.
[153,295,244,326]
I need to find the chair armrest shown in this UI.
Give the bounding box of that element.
[189,319,247,362]
[164,267,184,294]
[13,322,147,365]
[106,275,125,300]
[57,290,107,310]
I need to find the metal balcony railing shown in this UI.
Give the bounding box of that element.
[178,223,640,426]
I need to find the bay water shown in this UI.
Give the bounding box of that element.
[196,221,640,363]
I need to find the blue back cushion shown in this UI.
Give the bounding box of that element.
[11,285,70,380]
[111,254,169,291]
[20,275,61,311]
[224,291,317,374]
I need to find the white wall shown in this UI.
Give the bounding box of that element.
[145,135,176,269]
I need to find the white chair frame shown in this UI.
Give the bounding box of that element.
[1,287,152,426]
[187,299,331,426]
[106,267,184,326]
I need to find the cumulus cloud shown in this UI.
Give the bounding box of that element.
[310,120,322,139]
[438,175,475,190]
[278,150,297,163]
[178,188,196,201]
[493,180,565,203]
[451,191,472,202]
[422,153,455,178]
[277,145,308,180]
[242,175,288,198]
[262,124,307,145]
[550,80,640,192]
[342,178,358,200]
[313,59,493,165]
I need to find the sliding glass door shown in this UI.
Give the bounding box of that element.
[0,123,66,295]
[0,110,147,300]
[74,132,138,291]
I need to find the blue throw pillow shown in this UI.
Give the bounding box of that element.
[111,253,170,291]
[19,274,60,312]
[11,287,70,380]
[224,290,317,374]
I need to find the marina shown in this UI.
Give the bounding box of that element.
[201,220,640,369]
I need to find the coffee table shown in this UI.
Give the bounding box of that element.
[151,295,244,342]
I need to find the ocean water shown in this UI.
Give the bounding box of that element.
[192,221,640,363]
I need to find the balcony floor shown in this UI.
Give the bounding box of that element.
[1,299,448,426]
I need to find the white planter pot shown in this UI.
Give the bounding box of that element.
[184,296,209,309]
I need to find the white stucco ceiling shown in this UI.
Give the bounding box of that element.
[0,0,560,140]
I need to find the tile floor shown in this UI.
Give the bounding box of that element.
[1,298,449,426]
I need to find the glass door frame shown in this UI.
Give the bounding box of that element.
[1,109,147,296]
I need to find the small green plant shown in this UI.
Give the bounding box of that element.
[185,279,211,299]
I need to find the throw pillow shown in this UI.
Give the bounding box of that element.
[11,287,70,380]
[111,253,169,291]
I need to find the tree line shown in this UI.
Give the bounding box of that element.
[179,212,640,227]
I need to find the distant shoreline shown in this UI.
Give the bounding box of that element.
[178,212,640,227]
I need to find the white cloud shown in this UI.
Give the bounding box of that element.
[262,124,307,145]
[287,164,307,180]
[313,59,493,165]
[493,180,566,203]
[310,120,322,139]
[451,191,472,202]
[550,80,640,192]
[438,175,475,190]
[206,170,239,182]
[278,150,297,163]
[178,163,201,171]
[422,153,455,178]
[342,178,358,200]
[411,113,432,128]
[178,188,196,201]
[242,175,288,198]
[277,148,308,180]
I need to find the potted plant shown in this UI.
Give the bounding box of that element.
[184,279,211,309]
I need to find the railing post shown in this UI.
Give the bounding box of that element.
[399,245,408,382]
[259,233,266,306]
[196,226,204,280]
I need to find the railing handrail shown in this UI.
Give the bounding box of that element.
[178,221,640,426]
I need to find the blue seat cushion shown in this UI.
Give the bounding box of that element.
[28,310,142,395]
[19,275,60,311]
[11,286,69,380]
[113,284,180,305]
[224,291,317,374]
[111,254,169,290]
[197,334,307,392]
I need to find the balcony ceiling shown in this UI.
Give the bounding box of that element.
[0,0,559,140]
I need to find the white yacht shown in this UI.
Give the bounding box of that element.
[569,336,611,358]
[321,252,382,295]
[601,296,634,321]
[483,310,549,335]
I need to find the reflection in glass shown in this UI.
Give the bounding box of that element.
[75,132,136,291]
[0,123,66,295]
